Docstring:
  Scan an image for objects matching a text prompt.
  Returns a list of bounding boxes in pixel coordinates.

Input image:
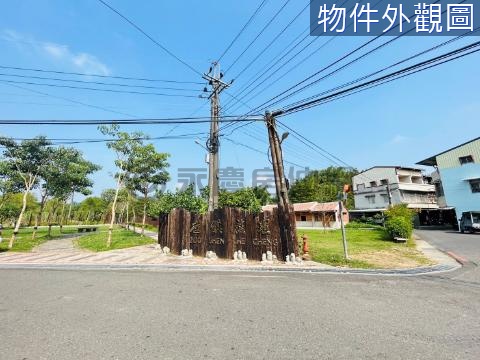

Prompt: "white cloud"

[2,29,111,75]
[390,135,409,144]
[43,42,69,58]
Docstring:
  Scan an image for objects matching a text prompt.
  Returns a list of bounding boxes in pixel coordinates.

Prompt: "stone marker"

[163,247,170,255]
[262,253,267,262]
[290,253,296,263]
[242,252,247,261]
[266,251,273,261]
[233,252,238,261]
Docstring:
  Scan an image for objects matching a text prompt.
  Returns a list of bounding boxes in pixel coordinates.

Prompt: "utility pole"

[265,111,297,257]
[202,62,230,212]
[338,194,349,260]
[386,179,393,207]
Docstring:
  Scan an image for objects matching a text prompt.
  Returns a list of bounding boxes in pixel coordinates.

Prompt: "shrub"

[385,216,413,239]
[384,204,414,222]
[345,221,383,230]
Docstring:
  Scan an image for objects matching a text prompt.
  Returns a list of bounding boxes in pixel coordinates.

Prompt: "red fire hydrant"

[302,234,311,261]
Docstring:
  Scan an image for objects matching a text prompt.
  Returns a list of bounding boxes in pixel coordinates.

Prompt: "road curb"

[0,262,460,276]
[445,251,469,265]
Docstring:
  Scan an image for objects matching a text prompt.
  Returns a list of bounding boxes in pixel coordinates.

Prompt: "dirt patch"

[351,248,435,269]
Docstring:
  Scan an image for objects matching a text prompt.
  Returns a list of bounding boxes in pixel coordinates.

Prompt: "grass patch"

[0,226,80,252]
[75,227,155,252]
[298,228,433,269]
[132,223,157,232]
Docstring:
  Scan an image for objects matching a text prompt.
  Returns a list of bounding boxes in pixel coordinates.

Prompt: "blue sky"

[0,0,479,197]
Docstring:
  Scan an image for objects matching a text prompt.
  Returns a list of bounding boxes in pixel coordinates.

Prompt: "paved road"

[415,229,480,264]
[416,229,480,285]
[1,269,479,360]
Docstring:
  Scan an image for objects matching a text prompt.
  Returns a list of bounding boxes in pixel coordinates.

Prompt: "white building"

[352,166,438,215]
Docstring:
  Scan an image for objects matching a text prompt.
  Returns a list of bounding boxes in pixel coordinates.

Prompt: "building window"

[380,179,388,185]
[365,195,376,204]
[369,181,377,187]
[357,183,365,190]
[300,215,307,221]
[381,194,389,203]
[459,155,474,165]
[470,179,480,193]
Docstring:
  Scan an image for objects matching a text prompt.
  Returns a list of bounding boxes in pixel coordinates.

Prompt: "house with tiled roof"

[262,201,349,229]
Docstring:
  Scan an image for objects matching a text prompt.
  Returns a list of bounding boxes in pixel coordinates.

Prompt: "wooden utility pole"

[265,111,297,257]
[203,62,230,212]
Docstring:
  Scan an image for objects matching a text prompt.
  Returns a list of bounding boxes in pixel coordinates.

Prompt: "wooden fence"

[158,207,297,261]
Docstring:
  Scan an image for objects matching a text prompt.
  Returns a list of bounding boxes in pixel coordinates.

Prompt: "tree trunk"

[126,199,130,230]
[107,175,122,247]
[67,190,74,224]
[59,201,65,233]
[141,192,148,236]
[132,205,136,232]
[9,187,30,249]
[33,192,48,240]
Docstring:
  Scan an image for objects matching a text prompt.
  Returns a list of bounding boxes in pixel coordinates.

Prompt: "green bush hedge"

[385,216,413,239]
[384,204,414,239]
[346,221,384,230]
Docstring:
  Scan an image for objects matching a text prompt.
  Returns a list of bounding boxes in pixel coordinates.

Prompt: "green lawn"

[0,226,79,252]
[74,227,155,252]
[298,228,432,269]
[132,223,157,232]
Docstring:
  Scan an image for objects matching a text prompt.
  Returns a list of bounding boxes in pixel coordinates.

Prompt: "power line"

[0,72,203,91]
[5,132,208,145]
[221,0,352,112]
[0,115,264,125]
[217,0,270,63]
[0,65,204,84]
[220,27,478,141]
[224,0,292,75]
[280,40,480,115]
[240,0,460,115]
[2,82,138,118]
[282,27,480,111]
[97,0,202,76]
[231,1,309,81]
[224,137,304,168]
[0,79,201,98]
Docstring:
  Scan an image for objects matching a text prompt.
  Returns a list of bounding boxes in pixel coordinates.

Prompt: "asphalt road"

[415,229,480,264]
[1,269,479,360]
[416,229,480,284]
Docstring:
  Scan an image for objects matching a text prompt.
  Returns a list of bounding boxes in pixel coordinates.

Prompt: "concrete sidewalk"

[0,229,462,275]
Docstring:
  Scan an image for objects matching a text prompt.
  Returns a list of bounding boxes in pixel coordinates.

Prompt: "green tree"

[219,188,262,213]
[0,160,22,212]
[126,143,169,235]
[0,193,38,225]
[99,125,144,247]
[76,197,107,223]
[288,166,358,208]
[148,185,207,215]
[36,146,100,237]
[251,186,272,206]
[0,136,51,248]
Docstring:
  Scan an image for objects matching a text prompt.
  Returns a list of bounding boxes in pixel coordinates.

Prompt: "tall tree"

[0,137,51,248]
[99,125,144,247]
[252,186,272,206]
[126,143,169,235]
[35,147,100,237]
[288,166,358,208]
[0,160,22,211]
